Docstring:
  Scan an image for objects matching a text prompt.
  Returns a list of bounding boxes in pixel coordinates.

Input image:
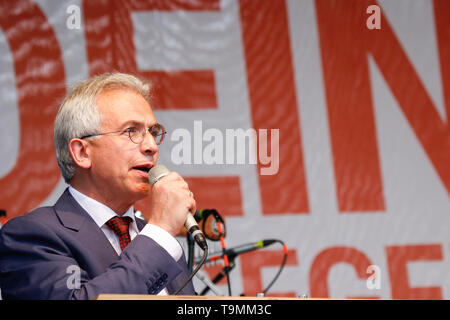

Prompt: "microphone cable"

[174,241,208,295]
[262,239,289,295]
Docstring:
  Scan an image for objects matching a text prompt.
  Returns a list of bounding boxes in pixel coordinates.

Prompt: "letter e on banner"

[386,244,443,299]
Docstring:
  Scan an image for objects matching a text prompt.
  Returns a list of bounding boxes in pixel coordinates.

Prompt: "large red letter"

[239,0,309,215]
[83,0,243,217]
[240,248,298,297]
[315,0,450,212]
[386,244,443,299]
[83,0,219,110]
[0,0,65,219]
[310,246,377,299]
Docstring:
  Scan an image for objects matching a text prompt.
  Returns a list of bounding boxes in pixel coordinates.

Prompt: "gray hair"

[54,72,152,183]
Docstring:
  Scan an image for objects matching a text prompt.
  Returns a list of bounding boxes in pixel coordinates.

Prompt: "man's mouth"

[132,164,152,174]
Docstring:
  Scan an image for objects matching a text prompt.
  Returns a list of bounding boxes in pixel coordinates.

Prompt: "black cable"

[199,259,236,296]
[197,238,288,296]
[174,243,208,295]
[186,235,195,272]
[224,256,232,296]
[262,239,288,295]
[226,271,232,296]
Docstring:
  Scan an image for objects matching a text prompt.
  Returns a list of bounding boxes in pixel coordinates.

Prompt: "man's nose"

[140,130,158,155]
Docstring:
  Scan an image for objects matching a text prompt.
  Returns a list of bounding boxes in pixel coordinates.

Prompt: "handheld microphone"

[148,164,208,251]
[198,239,277,264]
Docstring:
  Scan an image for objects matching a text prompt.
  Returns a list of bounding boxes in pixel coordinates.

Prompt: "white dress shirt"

[68,186,183,295]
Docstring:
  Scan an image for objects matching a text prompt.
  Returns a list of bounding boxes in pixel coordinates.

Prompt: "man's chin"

[132,183,151,198]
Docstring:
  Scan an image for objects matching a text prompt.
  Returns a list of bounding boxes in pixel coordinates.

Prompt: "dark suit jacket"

[0,188,195,299]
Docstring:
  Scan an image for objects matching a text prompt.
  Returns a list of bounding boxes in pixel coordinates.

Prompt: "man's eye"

[150,125,162,136]
[124,127,139,135]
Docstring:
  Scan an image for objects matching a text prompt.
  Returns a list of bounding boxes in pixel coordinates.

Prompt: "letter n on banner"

[315,0,450,212]
[83,0,242,217]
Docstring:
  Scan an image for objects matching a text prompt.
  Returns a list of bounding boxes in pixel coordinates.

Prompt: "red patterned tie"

[105,216,133,251]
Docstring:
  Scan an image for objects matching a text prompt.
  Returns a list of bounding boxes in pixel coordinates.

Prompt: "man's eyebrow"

[119,120,158,128]
[120,120,143,127]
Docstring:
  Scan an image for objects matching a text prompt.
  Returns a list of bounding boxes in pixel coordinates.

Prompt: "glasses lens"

[129,124,165,144]
[151,124,165,145]
[128,128,142,144]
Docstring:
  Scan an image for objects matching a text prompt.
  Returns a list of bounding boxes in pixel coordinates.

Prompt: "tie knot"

[105,216,133,250]
[106,216,132,235]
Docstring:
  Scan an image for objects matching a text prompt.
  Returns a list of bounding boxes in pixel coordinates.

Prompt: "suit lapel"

[135,216,147,232]
[54,189,119,270]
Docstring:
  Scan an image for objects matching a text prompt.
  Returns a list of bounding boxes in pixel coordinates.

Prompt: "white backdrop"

[0,0,449,299]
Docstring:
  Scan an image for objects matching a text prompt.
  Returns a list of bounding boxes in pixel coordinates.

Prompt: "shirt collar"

[68,186,135,228]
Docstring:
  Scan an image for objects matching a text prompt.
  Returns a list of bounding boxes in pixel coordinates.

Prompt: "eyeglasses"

[80,123,167,145]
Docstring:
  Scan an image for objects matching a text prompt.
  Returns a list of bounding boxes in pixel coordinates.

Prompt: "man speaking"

[0,73,197,299]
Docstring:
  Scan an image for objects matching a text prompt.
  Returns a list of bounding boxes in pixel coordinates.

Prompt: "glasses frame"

[80,123,167,145]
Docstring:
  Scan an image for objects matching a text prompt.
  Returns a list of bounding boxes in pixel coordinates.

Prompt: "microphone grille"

[148,164,169,186]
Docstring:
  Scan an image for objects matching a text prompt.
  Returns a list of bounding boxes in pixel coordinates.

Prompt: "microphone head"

[148,164,169,186]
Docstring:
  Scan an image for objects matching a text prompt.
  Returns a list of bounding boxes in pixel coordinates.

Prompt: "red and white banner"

[0,0,449,299]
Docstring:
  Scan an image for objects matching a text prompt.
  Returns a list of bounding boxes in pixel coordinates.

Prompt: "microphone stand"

[195,271,224,296]
[187,233,225,295]
[199,254,237,296]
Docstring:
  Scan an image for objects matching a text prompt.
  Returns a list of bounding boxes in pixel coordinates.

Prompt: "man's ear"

[68,138,92,169]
